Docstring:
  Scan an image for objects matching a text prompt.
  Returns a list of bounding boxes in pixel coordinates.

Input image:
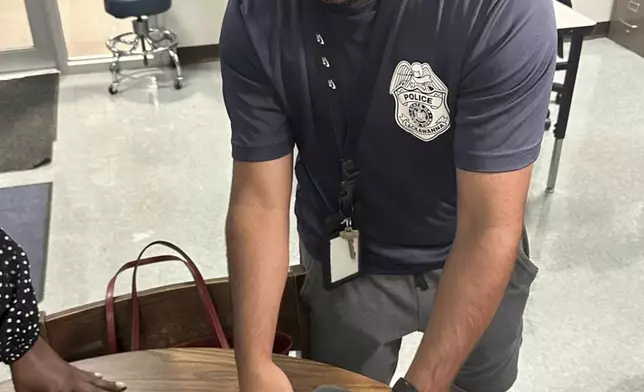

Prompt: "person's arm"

[220,1,295,390]
[0,228,40,365]
[404,0,557,390]
[226,156,294,389]
[405,167,532,391]
[0,227,126,392]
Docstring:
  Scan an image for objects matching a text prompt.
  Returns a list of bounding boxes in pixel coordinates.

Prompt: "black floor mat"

[0,183,52,302]
[0,73,59,174]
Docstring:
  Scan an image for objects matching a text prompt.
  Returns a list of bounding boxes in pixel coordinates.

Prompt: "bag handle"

[130,241,229,351]
[106,255,178,353]
[105,241,229,353]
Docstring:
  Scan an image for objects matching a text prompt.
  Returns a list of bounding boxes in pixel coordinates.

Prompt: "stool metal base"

[106,18,183,94]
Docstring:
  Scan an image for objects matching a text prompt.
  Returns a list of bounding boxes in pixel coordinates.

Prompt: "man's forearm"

[226,205,290,373]
[406,226,520,392]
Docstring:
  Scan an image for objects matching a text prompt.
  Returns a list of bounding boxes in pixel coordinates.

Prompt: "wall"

[57,0,130,57]
[163,0,227,47]
[574,0,615,22]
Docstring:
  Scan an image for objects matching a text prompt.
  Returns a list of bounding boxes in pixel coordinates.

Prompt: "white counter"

[574,0,614,23]
[554,1,597,30]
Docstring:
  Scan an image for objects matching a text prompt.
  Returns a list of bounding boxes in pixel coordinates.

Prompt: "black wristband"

[392,378,419,392]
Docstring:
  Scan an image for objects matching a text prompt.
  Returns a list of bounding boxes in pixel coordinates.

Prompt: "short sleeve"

[220,0,294,162]
[0,228,40,365]
[453,0,557,173]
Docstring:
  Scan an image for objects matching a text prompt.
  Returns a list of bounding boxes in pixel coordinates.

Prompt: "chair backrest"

[40,265,309,362]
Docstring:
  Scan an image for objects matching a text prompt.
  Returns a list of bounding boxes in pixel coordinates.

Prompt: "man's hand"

[11,337,127,392]
[238,360,294,392]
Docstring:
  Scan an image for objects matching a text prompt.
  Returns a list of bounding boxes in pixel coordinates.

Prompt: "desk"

[549,2,596,192]
[0,348,389,392]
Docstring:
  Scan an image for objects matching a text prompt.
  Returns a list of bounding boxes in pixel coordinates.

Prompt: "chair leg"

[168,48,183,89]
[545,109,552,131]
[108,55,121,95]
[141,36,149,67]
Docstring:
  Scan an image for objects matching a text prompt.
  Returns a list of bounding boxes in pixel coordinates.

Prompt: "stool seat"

[105,0,172,18]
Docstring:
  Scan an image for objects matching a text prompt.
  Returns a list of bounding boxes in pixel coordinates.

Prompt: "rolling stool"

[105,0,183,95]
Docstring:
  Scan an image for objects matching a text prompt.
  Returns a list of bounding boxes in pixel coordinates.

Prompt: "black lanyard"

[302,0,407,225]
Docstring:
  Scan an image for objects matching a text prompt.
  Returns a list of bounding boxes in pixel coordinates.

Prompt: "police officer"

[222,0,556,391]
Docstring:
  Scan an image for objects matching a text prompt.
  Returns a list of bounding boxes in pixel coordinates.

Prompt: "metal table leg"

[546,32,585,193]
[547,138,565,192]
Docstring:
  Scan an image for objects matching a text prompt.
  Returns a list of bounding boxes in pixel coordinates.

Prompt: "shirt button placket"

[316,33,336,91]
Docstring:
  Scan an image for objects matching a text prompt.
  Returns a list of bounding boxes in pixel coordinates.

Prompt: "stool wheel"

[174,79,183,90]
[108,85,119,95]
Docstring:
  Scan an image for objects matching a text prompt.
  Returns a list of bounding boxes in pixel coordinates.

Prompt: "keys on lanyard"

[338,218,359,260]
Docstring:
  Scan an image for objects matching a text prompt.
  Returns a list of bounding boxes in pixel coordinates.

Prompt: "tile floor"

[0,38,643,390]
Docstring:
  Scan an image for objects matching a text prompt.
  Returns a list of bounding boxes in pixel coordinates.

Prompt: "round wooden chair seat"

[0,348,389,391]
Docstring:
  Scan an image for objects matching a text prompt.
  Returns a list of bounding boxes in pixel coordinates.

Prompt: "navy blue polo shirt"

[220,0,557,274]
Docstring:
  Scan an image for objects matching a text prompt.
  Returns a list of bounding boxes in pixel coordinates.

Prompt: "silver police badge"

[389,61,451,142]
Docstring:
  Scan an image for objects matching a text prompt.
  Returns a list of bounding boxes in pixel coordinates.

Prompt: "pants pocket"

[299,244,323,307]
[509,243,539,293]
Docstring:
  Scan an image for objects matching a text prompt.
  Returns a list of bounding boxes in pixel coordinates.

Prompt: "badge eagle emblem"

[389,61,451,142]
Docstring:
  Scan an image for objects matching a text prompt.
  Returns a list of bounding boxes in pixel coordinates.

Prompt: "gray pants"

[300,245,538,392]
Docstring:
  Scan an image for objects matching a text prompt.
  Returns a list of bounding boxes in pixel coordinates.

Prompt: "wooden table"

[548,2,596,192]
[0,348,389,392]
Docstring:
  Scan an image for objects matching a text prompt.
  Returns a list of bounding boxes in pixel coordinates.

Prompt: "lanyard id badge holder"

[302,0,406,290]
[327,160,361,288]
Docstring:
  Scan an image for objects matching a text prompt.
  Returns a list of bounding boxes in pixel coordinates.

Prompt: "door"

[0,0,60,74]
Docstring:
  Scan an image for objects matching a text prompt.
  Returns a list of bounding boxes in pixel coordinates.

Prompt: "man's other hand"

[239,360,294,392]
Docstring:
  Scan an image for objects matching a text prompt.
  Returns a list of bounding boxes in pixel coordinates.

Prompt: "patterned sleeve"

[0,227,40,365]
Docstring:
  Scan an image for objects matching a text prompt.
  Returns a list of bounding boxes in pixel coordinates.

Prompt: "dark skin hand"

[11,337,127,392]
